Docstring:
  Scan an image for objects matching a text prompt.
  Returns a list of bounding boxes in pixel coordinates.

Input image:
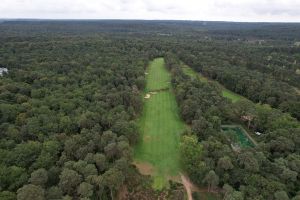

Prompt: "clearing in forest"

[134,58,185,190]
[182,64,243,102]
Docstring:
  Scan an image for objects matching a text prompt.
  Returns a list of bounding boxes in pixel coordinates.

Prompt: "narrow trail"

[243,129,258,146]
[181,174,196,200]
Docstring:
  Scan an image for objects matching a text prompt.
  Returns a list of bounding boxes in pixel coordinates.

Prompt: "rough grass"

[222,89,242,103]
[182,64,242,102]
[205,193,221,200]
[134,58,185,190]
[193,191,221,200]
[182,64,208,82]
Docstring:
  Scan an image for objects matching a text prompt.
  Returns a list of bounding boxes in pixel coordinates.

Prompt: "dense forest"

[165,53,300,200]
[172,42,300,119]
[0,20,299,199]
[0,31,154,199]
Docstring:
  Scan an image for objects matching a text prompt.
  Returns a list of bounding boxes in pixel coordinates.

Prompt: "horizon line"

[1,18,300,24]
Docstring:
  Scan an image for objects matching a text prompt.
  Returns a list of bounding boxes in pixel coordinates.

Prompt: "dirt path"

[180,174,194,200]
[243,129,258,146]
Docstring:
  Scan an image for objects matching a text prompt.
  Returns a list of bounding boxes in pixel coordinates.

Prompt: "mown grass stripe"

[134,58,185,190]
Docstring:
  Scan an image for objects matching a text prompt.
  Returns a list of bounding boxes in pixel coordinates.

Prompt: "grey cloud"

[0,0,300,22]
[213,0,300,16]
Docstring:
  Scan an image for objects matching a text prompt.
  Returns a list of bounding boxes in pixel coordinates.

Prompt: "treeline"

[2,20,300,41]
[165,53,300,200]
[0,35,151,199]
[175,42,300,88]
[173,42,300,119]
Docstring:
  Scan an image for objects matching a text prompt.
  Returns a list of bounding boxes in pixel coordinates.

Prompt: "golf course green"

[134,58,185,190]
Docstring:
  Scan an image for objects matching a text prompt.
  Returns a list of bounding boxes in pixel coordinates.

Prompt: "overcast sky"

[1,0,300,22]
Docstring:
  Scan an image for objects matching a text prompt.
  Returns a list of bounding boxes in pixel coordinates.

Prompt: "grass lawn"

[222,89,243,103]
[205,193,221,200]
[145,58,171,91]
[193,191,221,200]
[182,64,242,102]
[134,58,186,190]
[182,64,208,82]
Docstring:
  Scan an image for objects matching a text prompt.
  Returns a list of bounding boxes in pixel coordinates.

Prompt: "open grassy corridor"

[134,58,185,189]
[182,64,243,102]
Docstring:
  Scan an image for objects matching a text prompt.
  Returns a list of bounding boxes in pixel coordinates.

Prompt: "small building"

[241,115,253,121]
[255,131,262,136]
[0,67,8,76]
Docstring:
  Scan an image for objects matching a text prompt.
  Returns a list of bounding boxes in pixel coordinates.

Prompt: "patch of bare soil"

[133,161,154,176]
[117,185,128,200]
[143,135,151,142]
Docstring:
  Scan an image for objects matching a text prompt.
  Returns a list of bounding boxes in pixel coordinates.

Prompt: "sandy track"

[180,174,194,200]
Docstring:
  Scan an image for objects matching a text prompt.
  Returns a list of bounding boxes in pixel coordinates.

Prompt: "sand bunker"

[150,91,157,95]
[144,94,151,99]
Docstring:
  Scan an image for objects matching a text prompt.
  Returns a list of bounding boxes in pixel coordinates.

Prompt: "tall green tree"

[203,170,219,192]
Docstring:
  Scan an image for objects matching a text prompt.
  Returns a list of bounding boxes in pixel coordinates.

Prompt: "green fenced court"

[221,125,255,148]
